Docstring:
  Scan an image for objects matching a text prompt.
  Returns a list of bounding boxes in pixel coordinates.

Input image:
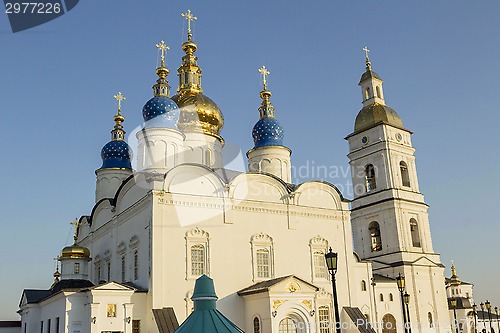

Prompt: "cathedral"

[15,10,454,333]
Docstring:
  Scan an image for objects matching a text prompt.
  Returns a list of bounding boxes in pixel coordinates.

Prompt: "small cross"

[181,9,197,35]
[70,218,81,242]
[258,65,270,90]
[362,46,370,60]
[155,40,170,67]
[114,92,126,112]
[53,257,60,270]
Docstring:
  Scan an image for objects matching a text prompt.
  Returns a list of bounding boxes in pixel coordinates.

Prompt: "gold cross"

[70,218,81,243]
[155,40,170,67]
[181,9,197,35]
[53,257,60,270]
[113,92,126,112]
[258,65,270,90]
[362,46,370,60]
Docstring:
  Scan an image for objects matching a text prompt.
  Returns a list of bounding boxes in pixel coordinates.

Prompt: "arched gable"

[229,172,289,203]
[114,174,150,214]
[292,181,343,209]
[163,164,225,197]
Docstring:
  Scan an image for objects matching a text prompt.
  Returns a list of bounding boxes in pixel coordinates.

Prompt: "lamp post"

[481,303,486,333]
[325,248,341,333]
[486,301,493,333]
[396,273,409,333]
[451,298,459,333]
[495,307,499,333]
[473,304,478,333]
[403,292,412,333]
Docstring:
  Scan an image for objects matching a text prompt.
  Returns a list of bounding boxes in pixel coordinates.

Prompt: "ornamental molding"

[309,235,328,247]
[302,300,312,310]
[286,281,300,293]
[273,300,287,310]
[129,235,139,248]
[251,233,273,244]
[185,228,209,240]
[116,242,126,254]
[316,287,332,299]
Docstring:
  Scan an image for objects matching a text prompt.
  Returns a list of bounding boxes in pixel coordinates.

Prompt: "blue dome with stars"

[252,117,284,148]
[100,140,133,169]
[142,96,180,129]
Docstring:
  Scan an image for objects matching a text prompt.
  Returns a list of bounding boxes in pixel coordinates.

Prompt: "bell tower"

[346,48,450,332]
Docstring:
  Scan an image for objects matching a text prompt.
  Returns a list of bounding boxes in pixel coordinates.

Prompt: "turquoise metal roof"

[174,275,245,333]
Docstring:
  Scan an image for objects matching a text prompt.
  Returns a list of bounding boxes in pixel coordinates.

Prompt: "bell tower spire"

[177,9,202,94]
[153,40,171,97]
[359,47,385,106]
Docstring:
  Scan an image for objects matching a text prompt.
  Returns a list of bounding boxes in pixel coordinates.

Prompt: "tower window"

[134,250,139,280]
[369,221,382,252]
[365,164,377,192]
[389,293,394,301]
[428,312,434,328]
[318,306,330,333]
[253,317,261,333]
[191,244,206,276]
[410,218,421,247]
[400,161,410,187]
[380,293,384,302]
[365,87,371,100]
[74,263,80,274]
[121,255,126,282]
[376,86,382,98]
[361,280,367,291]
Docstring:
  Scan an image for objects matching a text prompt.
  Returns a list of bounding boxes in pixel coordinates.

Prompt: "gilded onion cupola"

[99,92,133,170]
[354,47,404,134]
[171,9,224,140]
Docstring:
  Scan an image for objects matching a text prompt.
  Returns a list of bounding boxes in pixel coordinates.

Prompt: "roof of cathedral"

[174,275,244,333]
[353,103,404,134]
[359,68,381,85]
[237,275,318,296]
[22,279,95,305]
[60,242,91,260]
[447,297,472,310]
[372,274,396,283]
[142,96,180,129]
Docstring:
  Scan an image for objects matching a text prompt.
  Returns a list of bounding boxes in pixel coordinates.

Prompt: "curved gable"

[163,164,225,197]
[229,173,289,203]
[293,181,343,209]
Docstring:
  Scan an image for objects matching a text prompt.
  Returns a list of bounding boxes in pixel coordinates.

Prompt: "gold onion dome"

[354,102,403,133]
[60,243,90,259]
[172,10,224,139]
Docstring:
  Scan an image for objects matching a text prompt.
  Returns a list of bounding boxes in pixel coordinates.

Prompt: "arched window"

[279,318,297,333]
[361,280,367,291]
[380,293,384,302]
[318,306,330,333]
[382,314,397,333]
[410,219,421,248]
[121,255,126,282]
[253,317,261,333]
[428,312,434,328]
[389,293,394,301]
[376,86,382,98]
[133,249,139,280]
[95,258,101,283]
[400,162,410,187]
[459,323,463,331]
[365,164,377,191]
[365,87,371,100]
[191,244,206,276]
[313,251,327,279]
[256,248,270,278]
[369,221,382,252]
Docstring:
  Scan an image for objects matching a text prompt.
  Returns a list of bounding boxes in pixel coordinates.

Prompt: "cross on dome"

[155,40,170,67]
[258,65,270,90]
[363,46,370,60]
[70,218,81,243]
[181,9,197,38]
[113,91,126,113]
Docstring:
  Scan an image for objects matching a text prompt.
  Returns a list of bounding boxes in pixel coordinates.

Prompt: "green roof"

[173,275,245,333]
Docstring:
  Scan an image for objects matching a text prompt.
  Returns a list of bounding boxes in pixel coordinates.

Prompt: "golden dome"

[172,92,224,138]
[60,243,90,259]
[354,102,404,133]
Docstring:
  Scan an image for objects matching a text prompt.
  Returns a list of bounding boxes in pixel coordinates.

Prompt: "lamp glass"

[403,292,410,304]
[396,273,405,290]
[324,248,338,272]
[451,299,457,308]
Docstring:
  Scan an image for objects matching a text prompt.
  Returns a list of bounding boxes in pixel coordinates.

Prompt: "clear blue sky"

[0,0,499,320]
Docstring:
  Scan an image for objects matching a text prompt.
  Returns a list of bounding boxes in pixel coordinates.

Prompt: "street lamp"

[325,248,341,333]
[451,298,459,333]
[396,273,409,333]
[486,301,493,333]
[473,304,478,333]
[403,292,412,333]
[481,303,486,333]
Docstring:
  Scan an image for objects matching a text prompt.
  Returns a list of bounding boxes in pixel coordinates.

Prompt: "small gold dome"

[354,102,403,133]
[172,92,224,138]
[60,243,90,259]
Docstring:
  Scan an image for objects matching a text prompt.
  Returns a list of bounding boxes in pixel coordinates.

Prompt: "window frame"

[251,233,274,281]
[185,228,210,279]
[309,236,329,282]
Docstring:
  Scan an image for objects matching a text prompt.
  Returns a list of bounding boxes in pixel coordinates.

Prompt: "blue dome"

[142,96,180,129]
[252,117,284,148]
[100,140,132,169]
